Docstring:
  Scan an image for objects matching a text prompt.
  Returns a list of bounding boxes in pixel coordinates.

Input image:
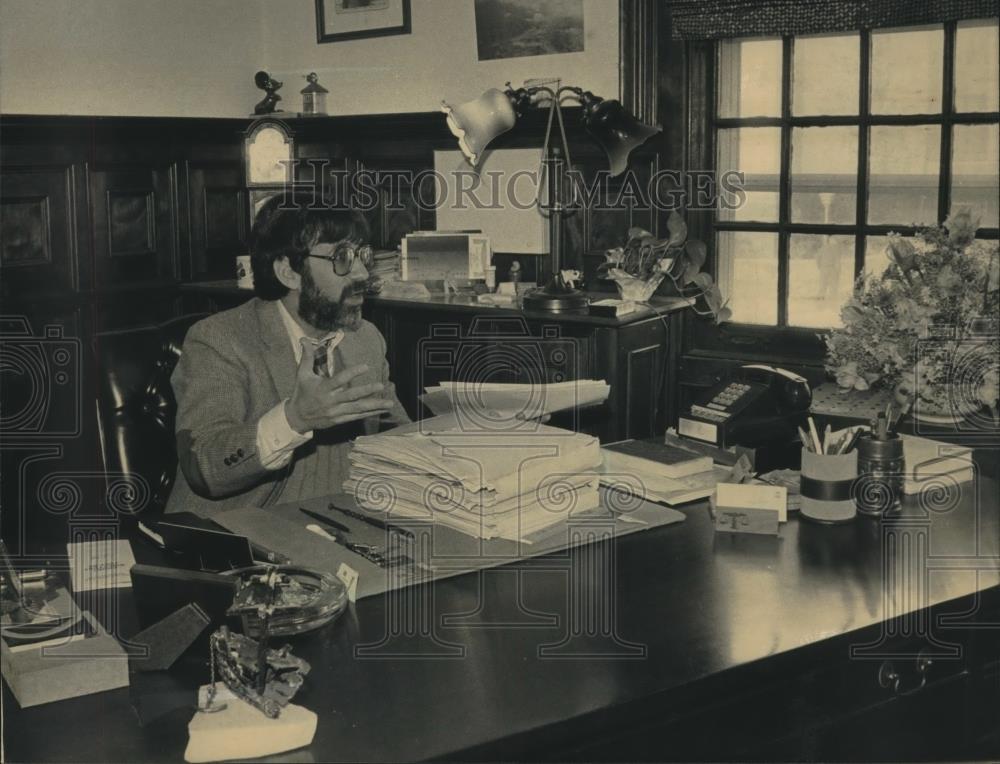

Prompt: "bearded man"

[165,194,409,515]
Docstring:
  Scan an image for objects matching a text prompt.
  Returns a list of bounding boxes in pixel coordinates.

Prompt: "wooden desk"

[180,281,692,442]
[6,452,1000,761]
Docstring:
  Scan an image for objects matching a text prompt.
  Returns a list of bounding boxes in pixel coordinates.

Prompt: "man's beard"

[298,265,364,332]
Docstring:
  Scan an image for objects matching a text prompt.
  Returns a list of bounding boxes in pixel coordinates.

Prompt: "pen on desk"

[328,501,415,539]
[306,524,338,543]
[822,424,832,454]
[306,524,395,568]
[299,507,351,534]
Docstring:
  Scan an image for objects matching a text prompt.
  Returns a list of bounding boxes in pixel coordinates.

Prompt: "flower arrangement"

[597,211,732,323]
[823,209,999,421]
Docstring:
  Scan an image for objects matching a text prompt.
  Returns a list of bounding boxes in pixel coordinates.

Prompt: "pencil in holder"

[800,448,857,524]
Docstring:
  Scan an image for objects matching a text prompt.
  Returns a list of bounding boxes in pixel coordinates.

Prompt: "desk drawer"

[555,634,978,761]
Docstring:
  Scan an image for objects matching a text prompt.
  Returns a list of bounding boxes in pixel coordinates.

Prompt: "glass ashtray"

[223,565,348,637]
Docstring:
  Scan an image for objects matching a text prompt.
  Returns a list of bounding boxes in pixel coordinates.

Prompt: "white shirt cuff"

[257,400,312,470]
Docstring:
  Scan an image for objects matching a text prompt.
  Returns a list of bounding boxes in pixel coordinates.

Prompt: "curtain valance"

[670,0,999,39]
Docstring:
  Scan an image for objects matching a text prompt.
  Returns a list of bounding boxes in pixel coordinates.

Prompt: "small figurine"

[300,72,329,116]
[253,71,284,115]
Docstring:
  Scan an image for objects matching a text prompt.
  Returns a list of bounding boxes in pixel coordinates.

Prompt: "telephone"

[678,364,812,449]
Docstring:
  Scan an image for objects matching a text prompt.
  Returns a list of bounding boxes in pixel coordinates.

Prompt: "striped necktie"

[310,330,345,378]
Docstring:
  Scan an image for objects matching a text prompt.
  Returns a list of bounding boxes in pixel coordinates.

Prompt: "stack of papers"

[600,462,731,506]
[900,433,974,494]
[420,380,610,419]
[599,436,731,506]
[344,416,603,541]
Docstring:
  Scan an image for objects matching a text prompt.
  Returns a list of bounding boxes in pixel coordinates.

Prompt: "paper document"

[67,539,135,592]
[599,463,731,506]
[420,380,610,419]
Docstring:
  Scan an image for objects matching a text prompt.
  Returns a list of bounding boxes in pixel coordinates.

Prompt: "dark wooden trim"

[716,111,1000,128]
[854,29,872,277]
[777,36,793,328]
[620,0,659,125]
[939,21,958,223]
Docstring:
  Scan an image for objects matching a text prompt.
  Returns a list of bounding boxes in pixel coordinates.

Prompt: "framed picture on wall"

[315,0,411,43]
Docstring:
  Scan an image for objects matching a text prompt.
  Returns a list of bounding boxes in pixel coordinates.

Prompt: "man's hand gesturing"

[286,337,395,434]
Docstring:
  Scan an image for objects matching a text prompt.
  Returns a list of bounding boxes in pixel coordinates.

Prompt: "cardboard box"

[2,610,129,708]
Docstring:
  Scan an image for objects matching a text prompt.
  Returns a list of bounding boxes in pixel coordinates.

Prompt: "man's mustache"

[348,279,371,297]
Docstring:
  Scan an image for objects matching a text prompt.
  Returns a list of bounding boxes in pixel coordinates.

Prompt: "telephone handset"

[678,364,812,448]
[739,364,812,413]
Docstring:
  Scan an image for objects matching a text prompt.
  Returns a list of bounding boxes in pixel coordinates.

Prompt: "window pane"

[792,33,859,115]
[871,26,944,114]
[955,19,1000,112]
[952,123,1000,227]
[790,127,858,224]
[868,125,941,225]
[718,38,782,118]
[717,128,780,222]
[788,235,855,328]
[716,231,779,325]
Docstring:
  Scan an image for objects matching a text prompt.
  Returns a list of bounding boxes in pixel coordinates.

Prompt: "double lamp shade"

[442,85,660,177]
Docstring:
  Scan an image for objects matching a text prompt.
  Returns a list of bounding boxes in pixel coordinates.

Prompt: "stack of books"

[344,416,603,541]
[600,437,729,505]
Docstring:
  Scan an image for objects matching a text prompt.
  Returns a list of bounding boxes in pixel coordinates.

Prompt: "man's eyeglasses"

[307,244,374,276]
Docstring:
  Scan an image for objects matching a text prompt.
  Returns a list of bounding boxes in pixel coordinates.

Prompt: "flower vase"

[612,273,663,303]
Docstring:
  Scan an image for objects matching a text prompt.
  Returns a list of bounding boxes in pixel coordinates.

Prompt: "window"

[714,20,1000,330]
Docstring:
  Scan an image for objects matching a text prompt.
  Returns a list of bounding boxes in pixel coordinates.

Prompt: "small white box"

[715,482,788,522]
[401,232,491,281]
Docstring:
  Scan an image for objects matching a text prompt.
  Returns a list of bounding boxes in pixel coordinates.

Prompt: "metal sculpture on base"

[199,568,309,719]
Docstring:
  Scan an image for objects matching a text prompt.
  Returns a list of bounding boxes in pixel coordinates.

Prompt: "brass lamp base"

[521,284,589,313]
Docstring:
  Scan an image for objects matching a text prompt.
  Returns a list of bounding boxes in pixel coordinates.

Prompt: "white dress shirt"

[256,300,344,470]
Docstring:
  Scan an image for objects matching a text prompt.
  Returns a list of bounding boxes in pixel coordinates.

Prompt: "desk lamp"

[442,84,660,312]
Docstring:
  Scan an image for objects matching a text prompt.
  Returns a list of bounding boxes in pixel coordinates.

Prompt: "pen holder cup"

[855,434,904,516]
[800,448,857,524]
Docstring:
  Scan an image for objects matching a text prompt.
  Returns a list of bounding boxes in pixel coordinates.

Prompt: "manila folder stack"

[344,417,602,541]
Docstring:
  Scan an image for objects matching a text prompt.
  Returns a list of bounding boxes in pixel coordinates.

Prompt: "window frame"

[684,20,1000,363]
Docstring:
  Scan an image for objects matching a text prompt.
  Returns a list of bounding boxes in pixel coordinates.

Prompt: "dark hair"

[249,192,369,300]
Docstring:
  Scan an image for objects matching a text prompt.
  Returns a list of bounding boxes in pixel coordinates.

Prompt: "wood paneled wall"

[2,111,667,310]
